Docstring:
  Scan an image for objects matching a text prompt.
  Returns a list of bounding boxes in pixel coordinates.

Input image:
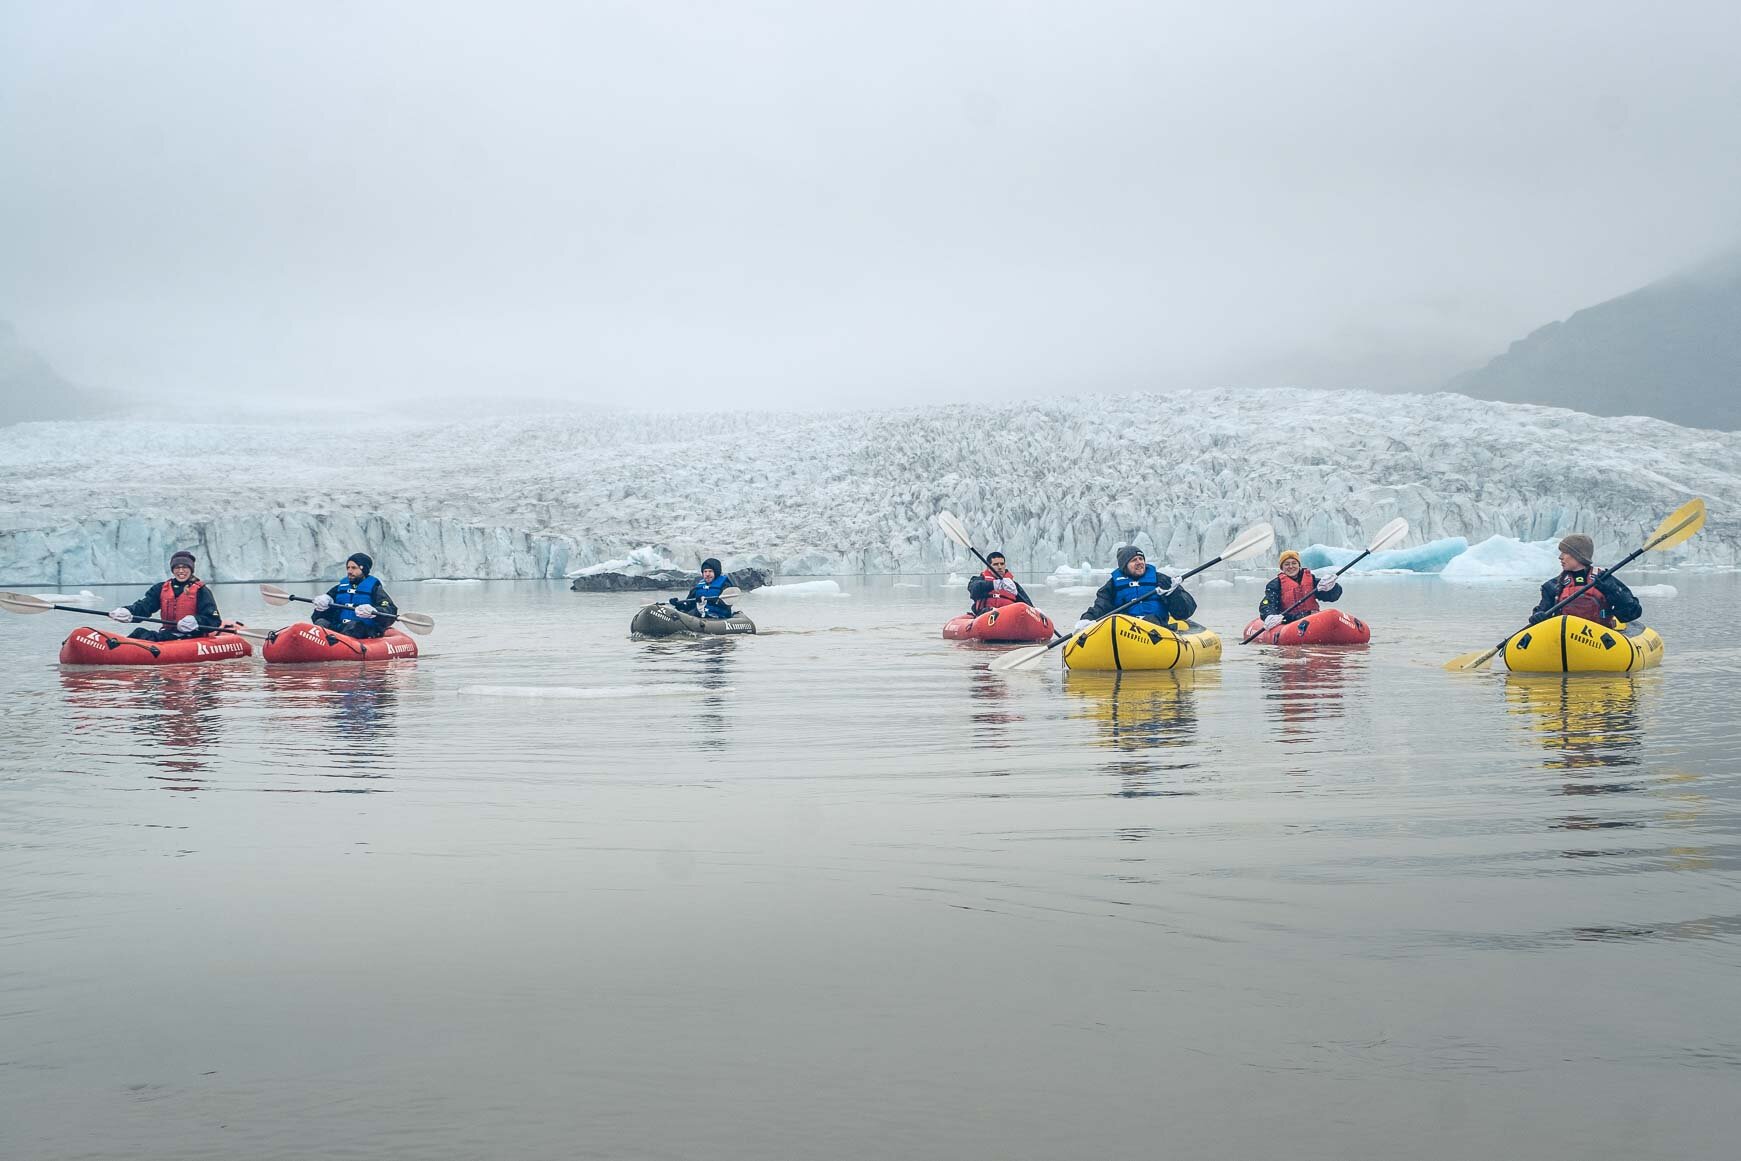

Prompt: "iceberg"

[1439,536,1564,580]
[2,387,1736,584]
[1300,537,1470,574]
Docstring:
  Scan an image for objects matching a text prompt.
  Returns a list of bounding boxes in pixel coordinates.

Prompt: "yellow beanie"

[1278,549,1302,569]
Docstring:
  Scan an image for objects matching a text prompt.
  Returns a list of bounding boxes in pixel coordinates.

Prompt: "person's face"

[1558,550,1582,572]
[988,556,1006,576]
[1281,557,1301,578]
[1123,554,1146,578]
[171,564,193,583]
[701,568,716,582]
[346,562,364,582]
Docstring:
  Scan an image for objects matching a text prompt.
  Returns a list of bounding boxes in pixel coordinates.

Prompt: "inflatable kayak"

[1501,615,1662,674]
[1241,608,1371,646]
[262,622,419,663]
[943,603,1056,643]
[59,626,254,666]
[1061,615,1223,671]
[629,603,756,638]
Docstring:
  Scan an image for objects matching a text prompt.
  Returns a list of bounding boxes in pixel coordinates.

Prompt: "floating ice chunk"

[423,578,483,585]
[1630,584,1677,598]
[1049,585,1099,596]
[30,589,100,604]
[1044,562,1101,585]
[1440,536,1562,580]
[1301,537,1470,574]
[459,683,724,699]
[1201,578,1234,588]
[566,545,682,578]
[893,582,923,588]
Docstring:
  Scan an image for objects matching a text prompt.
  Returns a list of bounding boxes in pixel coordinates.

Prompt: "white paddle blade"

[0,591,56,615]
[259,584,293,606]
[1219,522,1275,563]
[1368,516,1409,554]
[718,587,743,602]
[988,643,1053,672]
[393,610,435,635]
[935,511,973,551]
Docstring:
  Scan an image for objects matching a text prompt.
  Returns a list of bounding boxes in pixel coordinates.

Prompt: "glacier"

[1,387,1736,584]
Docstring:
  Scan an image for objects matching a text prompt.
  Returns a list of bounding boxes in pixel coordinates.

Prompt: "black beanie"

[347,552,373,575]
[986,549,1007,562]
[700,557,723,575]
[1116,545,1146,571]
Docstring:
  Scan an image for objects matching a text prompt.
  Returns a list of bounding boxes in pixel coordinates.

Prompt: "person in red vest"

[1256,549,1343,629]
[1528,533,1642,627]
[965,550,1033,614]
[107,549,224,641]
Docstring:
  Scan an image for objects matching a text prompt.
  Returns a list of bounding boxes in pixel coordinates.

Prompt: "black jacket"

[1080,571,1197,623]
[967,574,1032,611]
[1529,569,1642,625]
[1257,569,1343,621]
[127,577,222,633]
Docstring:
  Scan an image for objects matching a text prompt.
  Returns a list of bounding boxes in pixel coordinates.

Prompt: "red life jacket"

[977,568,1021,611]
[1556,570,1614,627]
[1278,569,1320,616]
[159,578,204,627]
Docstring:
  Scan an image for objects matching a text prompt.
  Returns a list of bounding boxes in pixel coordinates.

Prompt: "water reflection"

[59,668,230,787]
[1063,670,1216,796]
[1258,649,1359,742]
[636,637,737,750]
[263,664,403,773]
[967,665,1021,749]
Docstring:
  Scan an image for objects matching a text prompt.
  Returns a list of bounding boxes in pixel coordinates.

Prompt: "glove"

[354,603,376,619]
[1158,578,1180,596]
[312,594,333,612]
[109,607,133,623]
[1073,618,1097,632]
[1316,572,1338,590]
[1263,614,1284,628]
[177,615,199,633]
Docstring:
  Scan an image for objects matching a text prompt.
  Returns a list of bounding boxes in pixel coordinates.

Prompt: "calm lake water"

[2,572,1738,1160]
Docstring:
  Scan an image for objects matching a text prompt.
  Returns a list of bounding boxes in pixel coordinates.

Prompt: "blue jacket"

[324,574,394,628]
[1082,564,1198,623]
[675,573,734,619]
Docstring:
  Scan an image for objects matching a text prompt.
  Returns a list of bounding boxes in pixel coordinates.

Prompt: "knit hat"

[1115,545,1146,570]
[699,557,723,576]
[169,550,197,571]
[1278,549,1302,570]
[1557,534,1594,566]
[347,552,373,575]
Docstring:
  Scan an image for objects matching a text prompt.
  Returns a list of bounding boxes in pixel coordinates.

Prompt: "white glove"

[177,615,199,633]
[1263,614,1284,628]
[354,603,376,619]
[109,607,133,623]
[311,594,333,612]
[1316,572,1338,590]
[1073,618,1097,632]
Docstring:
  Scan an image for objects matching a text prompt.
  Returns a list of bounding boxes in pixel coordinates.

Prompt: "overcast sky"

[2,0,1738,410]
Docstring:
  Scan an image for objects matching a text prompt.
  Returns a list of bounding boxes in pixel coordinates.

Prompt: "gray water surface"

[2,575,1738,1160]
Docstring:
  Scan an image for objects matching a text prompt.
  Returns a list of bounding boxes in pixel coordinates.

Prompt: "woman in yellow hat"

[1256,549,1343,630]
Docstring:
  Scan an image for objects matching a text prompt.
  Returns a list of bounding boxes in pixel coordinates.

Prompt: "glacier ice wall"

[2,388,1736,583]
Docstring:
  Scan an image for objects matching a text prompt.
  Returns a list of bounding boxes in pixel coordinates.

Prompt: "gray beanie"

[1557,534,1594,566]
[1115,545,1146,570]
[169,550,197,571]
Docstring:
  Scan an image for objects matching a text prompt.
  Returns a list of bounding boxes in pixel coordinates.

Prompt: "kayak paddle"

[1240,516,1409,644]
[990,521,1275,673]
[259,583,436,635]
[0,590,269,642]
[1443,497,1706,672]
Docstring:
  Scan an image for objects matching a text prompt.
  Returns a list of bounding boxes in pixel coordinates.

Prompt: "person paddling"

[310,553,399,639]
[965,550,1033,614]
[1256,549,1343,630]
[1529,534,1641,628]
[670,558,735,619]
[1075,546,1196,629]
[108,549,223,641]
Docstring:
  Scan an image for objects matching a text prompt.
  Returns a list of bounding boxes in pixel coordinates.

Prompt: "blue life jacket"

[1110,564,1165,621]
[330,575,382,626]
[686,574,733,619]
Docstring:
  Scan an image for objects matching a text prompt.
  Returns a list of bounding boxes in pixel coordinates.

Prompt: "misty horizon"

[3,1,1739,411]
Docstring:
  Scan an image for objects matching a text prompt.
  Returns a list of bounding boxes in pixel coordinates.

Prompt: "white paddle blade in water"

[0,591,58,615]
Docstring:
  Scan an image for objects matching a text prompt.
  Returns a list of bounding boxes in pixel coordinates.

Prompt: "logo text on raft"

[196,640,246,657]
[384,640,414,655]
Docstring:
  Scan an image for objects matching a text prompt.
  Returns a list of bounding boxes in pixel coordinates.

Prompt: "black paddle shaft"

[284,591,406,625]
[1481,545,1647,653]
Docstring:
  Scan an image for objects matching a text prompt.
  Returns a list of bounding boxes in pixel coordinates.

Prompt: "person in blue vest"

[107,549,224,640]
[1076,545,1197,628]
[669,558,735,619]
[310,552,398,639]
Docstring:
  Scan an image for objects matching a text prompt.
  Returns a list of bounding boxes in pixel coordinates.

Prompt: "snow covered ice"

[2,388,1735,584]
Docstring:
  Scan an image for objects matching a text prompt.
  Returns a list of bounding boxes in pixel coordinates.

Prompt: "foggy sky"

[2,0,1738,411]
